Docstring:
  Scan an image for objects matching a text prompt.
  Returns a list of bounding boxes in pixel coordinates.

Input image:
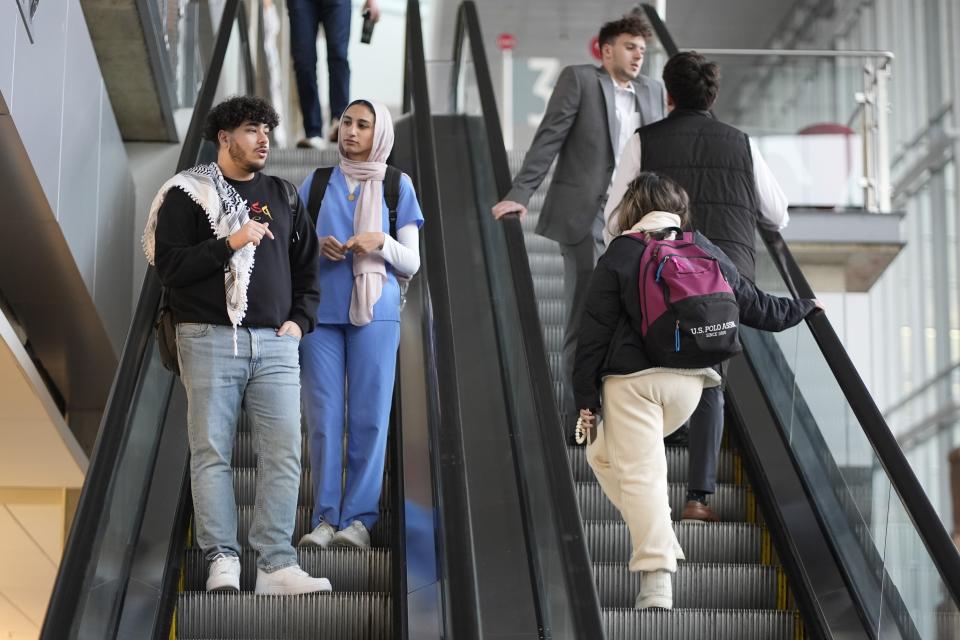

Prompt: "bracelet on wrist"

[225,236,235,252]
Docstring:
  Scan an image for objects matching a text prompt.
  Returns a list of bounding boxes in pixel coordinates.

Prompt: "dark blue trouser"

[287,0,351,137]
[687,384,724,494]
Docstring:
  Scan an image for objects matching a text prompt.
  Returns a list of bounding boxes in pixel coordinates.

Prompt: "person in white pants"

[574,172,819,609]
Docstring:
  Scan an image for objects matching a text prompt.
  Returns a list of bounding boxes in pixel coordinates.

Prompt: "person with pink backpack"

[573,172,820,610]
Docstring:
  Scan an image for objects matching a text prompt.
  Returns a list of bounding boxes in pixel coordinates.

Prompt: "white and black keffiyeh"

[142,162,257,352]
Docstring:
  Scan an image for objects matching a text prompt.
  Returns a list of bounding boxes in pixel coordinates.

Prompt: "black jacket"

[155,173,320,335]
[639,109,761,281]
[573,232,816,410]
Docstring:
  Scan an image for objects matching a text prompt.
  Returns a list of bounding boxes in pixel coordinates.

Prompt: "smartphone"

[360,9,375,44]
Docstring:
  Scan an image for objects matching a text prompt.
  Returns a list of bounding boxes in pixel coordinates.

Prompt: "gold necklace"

[347,184,358,201]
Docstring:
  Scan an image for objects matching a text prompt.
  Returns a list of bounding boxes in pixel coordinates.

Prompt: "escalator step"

[530,275,565,298]
[528,253,563,276]
[176,592,390,639]
[593,562,778,609]
[523,234,561,254]
[189,508,393,549]
[568,446,735,484]
[584,521,762,564]
[576,482,747,522]
[231,468,391,509]
[537,298,566,325]
[182,548,391,592]
[602,608,797,640]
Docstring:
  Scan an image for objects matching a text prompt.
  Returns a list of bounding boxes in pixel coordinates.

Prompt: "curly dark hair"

[598,14,653,47]
[662,52,720,111]
[203,96,280,143]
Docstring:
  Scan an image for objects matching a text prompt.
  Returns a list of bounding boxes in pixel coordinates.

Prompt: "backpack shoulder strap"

[278,177,303,244]
[384,166,403,238]
[306,166,335,227]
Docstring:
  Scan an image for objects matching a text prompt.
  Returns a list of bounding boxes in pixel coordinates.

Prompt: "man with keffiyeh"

[143,96,327,595]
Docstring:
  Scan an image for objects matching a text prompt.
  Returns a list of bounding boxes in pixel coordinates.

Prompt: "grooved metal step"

[183,548,391,592]
[602,608,798,640]
[576,482,748,522]
[584,521,762,564]
[189,508,393,549]
[593,562,778,609]
[232,468,391,509]
[176,592,391,639]
[568,445,735,484]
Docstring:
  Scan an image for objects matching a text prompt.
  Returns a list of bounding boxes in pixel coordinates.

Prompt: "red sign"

[590,36,602,61]
[497,33,516,51]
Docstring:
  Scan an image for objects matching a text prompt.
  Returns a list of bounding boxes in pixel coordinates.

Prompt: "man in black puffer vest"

[602,52,790,523]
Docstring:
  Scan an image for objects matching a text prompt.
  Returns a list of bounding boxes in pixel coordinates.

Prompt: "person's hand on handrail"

[492,199,527,220]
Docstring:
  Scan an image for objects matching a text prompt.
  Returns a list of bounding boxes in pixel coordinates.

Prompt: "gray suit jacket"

[506,65,666,245]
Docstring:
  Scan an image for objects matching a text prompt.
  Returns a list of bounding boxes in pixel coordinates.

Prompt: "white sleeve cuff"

[377,223,421,276]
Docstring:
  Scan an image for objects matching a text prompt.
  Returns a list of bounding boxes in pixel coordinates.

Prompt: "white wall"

[0,1,135,353]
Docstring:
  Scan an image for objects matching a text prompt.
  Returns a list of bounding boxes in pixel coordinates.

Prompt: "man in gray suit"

[492,14,666,437]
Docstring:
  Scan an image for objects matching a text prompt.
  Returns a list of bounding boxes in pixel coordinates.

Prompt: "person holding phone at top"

[287,0,381,149]
[297,99,424,550]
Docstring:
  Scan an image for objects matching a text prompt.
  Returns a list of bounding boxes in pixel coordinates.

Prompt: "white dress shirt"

[613,81,640,166]
[602,134,790,246]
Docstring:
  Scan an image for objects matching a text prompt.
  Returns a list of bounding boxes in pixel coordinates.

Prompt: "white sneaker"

[206,553,240,592]
[330,520,370,549]
[299,521,336,548]
[296,136,325,150]
[254,564,332,595]
[635,570,673,609]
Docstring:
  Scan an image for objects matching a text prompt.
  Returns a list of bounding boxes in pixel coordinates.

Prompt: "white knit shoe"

[299,521,336,549]
[635,570,673,609]
[330,520,371,550]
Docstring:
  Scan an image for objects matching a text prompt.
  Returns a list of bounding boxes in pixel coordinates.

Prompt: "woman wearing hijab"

[574,172,818,609]
[297,99,424,550]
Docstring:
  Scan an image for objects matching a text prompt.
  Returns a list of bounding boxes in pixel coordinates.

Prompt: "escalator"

[38,0,960,638]
[38,2,490,638]
[436,2,960,638]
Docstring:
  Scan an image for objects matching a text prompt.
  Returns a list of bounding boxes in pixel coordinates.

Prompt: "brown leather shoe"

[681,500,719,523]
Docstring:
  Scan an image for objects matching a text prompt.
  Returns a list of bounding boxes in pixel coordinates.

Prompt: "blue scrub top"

[299,167,424,324]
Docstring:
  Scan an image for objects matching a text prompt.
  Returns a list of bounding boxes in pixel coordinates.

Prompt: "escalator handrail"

[41,2,254,636]
[641,2,960,607]
[450,2,606,634]
[402,1,482,636]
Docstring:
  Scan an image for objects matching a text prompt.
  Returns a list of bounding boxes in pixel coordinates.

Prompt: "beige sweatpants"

[587,371,707,573]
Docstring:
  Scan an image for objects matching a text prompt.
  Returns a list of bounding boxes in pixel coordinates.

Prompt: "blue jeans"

[177,323,302,571]
[300,321,400,531]
[287,0,351,137]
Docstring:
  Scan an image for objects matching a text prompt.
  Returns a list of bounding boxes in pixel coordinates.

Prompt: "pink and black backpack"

[625,231,742,368]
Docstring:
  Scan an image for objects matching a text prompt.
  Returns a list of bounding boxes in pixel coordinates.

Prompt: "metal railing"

[450,2,606,636]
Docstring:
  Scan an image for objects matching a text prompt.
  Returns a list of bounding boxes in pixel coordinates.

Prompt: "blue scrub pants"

[300,321,400,531]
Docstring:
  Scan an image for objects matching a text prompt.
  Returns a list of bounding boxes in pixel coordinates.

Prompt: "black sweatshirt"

[573,232,817,410]
[154,172,320,335]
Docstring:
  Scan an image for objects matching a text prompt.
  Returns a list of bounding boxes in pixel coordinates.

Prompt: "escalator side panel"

[726,353,874,639]
[429,115,541,636]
